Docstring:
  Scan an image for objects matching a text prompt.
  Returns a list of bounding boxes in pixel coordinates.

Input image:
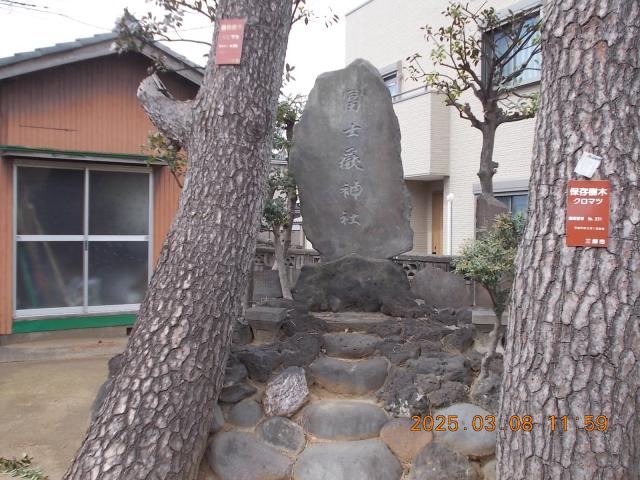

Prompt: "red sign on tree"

[215,19,247,65]
[566,180,610,247]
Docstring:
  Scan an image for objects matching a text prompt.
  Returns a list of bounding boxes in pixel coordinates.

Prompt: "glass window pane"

[497,196,512,210]
[17,167,84,235]
[89,171,149,235]
[16,242,83,310]
[511,194,529,216]
[89,242,148,306]
[383,73,398,96]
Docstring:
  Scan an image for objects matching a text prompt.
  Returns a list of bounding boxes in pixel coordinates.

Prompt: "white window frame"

[13,159,154,319]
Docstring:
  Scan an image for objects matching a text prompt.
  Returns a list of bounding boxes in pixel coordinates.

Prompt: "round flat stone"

[227,399,263,428]
[433,403,496,458]
[323,333,381,358]
[379,417,433,462]
[293,439,402,480]
[299,400,388,440]
[257,416,306,454]
[207,431,292,480]
[309,356,388,395]
[408,442,478,480]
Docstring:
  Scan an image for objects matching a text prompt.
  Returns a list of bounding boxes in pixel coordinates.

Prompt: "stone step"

[298,400,389,440]
[309,356,389,395]
[322,332,381,358]
[207,431,293,480]
[293,439,402,480]
[311,312,395,333]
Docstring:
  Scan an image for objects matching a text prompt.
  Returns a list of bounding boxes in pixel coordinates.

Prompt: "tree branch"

[137,74,193,146]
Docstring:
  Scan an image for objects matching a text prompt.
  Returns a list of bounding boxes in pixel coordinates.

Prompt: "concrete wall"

[346,0,539,253]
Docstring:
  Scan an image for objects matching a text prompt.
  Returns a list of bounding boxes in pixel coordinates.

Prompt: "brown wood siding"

[0,157,13,334]
[0,53,197,332]
[0,53,198,154]
[153,166,182,264]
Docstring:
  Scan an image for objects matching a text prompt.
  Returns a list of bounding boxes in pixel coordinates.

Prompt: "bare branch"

[137,74,193,145]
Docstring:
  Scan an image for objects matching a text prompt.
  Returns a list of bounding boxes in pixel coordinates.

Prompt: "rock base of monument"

[291,254,427,317]
[93,298,499,479]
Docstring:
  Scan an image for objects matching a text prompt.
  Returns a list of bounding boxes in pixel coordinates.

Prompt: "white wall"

[346,0,539,253]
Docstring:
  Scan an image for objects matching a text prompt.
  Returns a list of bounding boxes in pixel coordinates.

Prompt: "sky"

[0,0,365,96]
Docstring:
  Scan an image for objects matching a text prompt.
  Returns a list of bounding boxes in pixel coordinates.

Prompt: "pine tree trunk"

[64,1,292,479]
[498,2,640,478]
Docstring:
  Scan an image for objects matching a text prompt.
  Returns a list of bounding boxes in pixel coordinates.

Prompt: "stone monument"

[290,58,413,261]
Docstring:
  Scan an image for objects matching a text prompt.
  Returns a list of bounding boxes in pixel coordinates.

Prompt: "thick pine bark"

[498,2,640,479]
[64,1,292,479]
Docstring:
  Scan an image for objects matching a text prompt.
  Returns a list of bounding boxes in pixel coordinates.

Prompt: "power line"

[0,0,111,31]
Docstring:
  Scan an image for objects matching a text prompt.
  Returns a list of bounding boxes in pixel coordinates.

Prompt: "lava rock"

[419,339,444,355]
[279,332,322,368]
[257,416,306,454]
[403,318,452,342]
[411,265,473,309]
[298,400,388,440]
[377,366,428,417]
[427,381,469,409]
[408,351,472,385]
[376,339,421,365]
[263,366,309,417]
[219,382,257,404]
[442,325,477,352]
[206,431,292,480]
[432,307,473,325]
[292,255,418,313]
[235,345,282,383]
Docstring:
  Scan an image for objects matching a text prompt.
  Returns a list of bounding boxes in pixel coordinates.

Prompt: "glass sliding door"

[14,163,152,318]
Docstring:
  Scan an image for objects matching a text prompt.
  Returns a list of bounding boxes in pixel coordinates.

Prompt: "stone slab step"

[293,439,402,480]
[311,312,394,333]
[298,400,388,440]
[207,431,292,480]
[322,332,381,358]
[309,356,388,395]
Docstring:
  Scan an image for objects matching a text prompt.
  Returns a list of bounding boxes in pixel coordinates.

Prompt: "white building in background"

[346,0,541,255]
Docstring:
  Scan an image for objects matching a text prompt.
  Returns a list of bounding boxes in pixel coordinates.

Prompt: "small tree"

[261,96,303,300]
[408,2,541,194]
[454,212,524,379]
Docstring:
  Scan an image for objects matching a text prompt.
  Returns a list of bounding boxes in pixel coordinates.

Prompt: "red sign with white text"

[215,19,246,65]
[566,180,610,247]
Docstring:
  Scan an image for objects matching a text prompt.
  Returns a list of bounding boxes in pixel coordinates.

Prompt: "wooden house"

[0,33,202,334]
